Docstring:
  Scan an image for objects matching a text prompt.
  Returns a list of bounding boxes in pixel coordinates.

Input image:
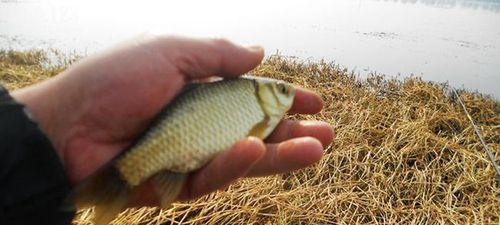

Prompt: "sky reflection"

[1,0,499,97]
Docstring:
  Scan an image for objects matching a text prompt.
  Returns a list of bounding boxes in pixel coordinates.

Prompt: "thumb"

[151,36,265,79]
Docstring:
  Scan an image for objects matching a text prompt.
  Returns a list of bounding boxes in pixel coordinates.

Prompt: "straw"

[2,50,498,225]
[451,88,500,178]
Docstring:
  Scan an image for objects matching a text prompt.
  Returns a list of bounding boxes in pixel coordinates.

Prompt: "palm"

[13,36,334,205]
[62,42,189,184]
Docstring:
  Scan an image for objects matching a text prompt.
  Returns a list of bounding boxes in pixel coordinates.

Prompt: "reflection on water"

[0,0,499,97]
[384,0,500,11]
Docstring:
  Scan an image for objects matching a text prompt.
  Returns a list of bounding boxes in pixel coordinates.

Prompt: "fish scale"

[117,78,266,186]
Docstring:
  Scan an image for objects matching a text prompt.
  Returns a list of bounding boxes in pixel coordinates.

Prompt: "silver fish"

[70,76,296,224]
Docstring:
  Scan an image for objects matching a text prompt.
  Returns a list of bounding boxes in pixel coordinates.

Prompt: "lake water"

[1,0,499,97]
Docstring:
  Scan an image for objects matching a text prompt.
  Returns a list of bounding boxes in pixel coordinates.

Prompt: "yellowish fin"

[68,167,186,225]
[68,167,130,225]
[151,171,186,208]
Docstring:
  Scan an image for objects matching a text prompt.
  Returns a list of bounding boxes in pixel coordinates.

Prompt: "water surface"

[1,0,499,97]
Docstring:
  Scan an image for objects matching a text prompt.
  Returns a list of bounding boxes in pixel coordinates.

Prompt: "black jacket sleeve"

[0,84,75,225]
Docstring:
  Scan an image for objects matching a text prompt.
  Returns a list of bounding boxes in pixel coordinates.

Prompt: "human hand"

[11,35,334,205]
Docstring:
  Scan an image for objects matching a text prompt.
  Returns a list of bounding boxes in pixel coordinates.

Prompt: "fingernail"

[292,136,312,145]
[247,45,264,53]
[298,120,324,127]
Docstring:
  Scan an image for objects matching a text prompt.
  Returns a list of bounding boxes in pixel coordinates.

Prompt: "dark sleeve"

[0,84,75,225]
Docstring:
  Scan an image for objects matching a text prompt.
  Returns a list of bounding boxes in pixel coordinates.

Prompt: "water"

[1,0,499,97]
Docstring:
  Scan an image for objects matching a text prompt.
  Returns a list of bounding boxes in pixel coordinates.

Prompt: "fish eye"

[277,83,288,94]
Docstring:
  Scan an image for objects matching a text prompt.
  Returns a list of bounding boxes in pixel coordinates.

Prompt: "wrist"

[11,75,74,160]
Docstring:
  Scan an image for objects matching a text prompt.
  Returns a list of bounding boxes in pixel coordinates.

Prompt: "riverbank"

[1,50,498,224]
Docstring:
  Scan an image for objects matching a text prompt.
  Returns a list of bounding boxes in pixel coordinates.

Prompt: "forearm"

[11,72,83,160]
[0,84,75,224]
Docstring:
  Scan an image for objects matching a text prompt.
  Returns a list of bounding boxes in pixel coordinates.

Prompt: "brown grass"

[1,50,499,224]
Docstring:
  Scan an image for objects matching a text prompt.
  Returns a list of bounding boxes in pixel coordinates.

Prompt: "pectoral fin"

[151,171,186,208]
[248,116,281,139]
[248,119,269,139]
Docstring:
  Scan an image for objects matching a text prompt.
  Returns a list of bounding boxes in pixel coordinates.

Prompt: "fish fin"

[68,166,130,225]
[260,116,282,139]
[248,116,281,139]
[248,119,269,138]
[151,171,186,208]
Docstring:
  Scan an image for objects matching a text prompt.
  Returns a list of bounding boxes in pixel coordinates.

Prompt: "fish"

[68,76,296,225]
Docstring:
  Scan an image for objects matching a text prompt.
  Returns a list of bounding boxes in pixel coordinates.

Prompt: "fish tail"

[67,166,130,225]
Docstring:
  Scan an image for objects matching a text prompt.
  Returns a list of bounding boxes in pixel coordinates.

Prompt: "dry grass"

[0,49,81,90]
[1,50,499,224]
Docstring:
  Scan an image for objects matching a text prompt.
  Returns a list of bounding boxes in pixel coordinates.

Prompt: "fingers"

[130,136,325,205]
[176,137,265,201]
[265,120,334,147]
[289,88,324,114]
[247,137,324,177]
[152,36,264,79]
[178,119,334,200]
